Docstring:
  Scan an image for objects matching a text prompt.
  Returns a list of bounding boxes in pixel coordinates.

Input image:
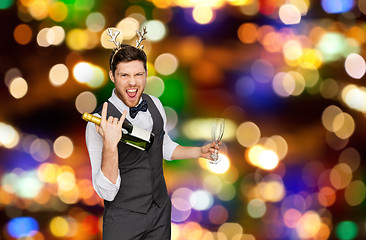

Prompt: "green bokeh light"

[336,221,358,240]
[159,72,187,112]
[0,0,13,9]
[316,33,360,62]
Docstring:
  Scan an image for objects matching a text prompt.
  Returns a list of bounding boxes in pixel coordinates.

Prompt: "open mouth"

[126,89,138,98]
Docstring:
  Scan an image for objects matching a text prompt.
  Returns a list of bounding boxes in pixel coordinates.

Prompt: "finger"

[108,116,114,122]
[118,110,127,128]
[101,102,108,123]
[112,118,119,124]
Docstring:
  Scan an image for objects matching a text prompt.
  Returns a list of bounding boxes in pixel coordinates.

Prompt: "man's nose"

[128,76,137,85]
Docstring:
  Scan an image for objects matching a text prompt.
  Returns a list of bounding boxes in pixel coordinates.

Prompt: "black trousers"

[103,199,171,240]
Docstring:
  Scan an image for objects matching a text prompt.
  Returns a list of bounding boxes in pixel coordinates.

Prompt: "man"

[85,28,220,239]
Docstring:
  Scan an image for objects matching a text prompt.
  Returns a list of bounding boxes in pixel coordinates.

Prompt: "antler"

[107,28,121,49]
[135,26,147,50]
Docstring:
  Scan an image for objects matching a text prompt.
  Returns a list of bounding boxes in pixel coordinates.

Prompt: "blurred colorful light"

[49,64,69,87]
[189,190,213,211]
[0,0,13,9]
[321,0,354,14]
[7,217,39,238]
[336,221,358,240]
[75,91,98,114]
[344,53,366,79]
[279,4,301,25]
[143,20,166,42]
[9,77,28,99]
[53,136,74,159]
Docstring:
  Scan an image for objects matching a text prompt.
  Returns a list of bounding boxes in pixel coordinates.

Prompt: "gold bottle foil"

[82,112,101,125]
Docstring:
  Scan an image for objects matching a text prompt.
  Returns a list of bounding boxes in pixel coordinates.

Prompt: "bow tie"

[129,100,148,119]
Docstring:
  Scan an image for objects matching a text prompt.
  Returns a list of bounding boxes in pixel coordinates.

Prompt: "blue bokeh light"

[7,217,39,238]
[321,0,354,14]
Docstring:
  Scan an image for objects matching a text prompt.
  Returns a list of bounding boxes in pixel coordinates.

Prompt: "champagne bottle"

[82,112,154,151]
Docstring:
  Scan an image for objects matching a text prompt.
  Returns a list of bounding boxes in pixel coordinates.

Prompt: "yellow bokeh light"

[236,121,260,147]
[154,53,179,75]
[9,77,28,99]
[239,0,259,16]
[0,122,20,149]
[37,28,51,47]
[152,0,174,9]
[28,0,49,20]
[330,163,353,190]
[86,12,106,32]
[279,4,301,25]
[297,48,323,69]
[73,62,92,83]
[296,211,322,239]
[288,71,305,96]
[183,118,236,141]
[341,84,366,113]
[145,76,165,97]
[321,105,343,132]
[38,163,60,183]
[246,144,264,167]
[116,17,140,40]
[344,180,366,206]
[177,36,204,64]
[272,72,295,97]
[192,6,214,25]
[66,29,89,51]
[206,154,230,174]
[258,149,279,170]
[283,40,303,61]
[57,171,76,191]
[75,91,98,114]
[332,112,355,139]
[73,62,106,88]
[246,145,279,170]
[287,0,309,15]
[258,180,285,202]
[49,2,68,22]
[247,198,266,218]
[218,222,243,239]
[297,66,319,87]
[58,186,79,204]
[49,64,69,87]
[50,26,65,46]
[50,216,69,237]
[53,136,74,159]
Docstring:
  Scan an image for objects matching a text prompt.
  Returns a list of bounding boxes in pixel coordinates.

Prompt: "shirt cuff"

[93,168,121,200]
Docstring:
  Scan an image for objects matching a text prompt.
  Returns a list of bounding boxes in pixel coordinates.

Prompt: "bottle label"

[131,126,151,142]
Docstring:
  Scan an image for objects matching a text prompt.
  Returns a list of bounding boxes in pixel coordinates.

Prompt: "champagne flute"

[209,118,225,164]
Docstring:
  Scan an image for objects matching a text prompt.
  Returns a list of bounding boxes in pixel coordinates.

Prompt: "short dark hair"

[109,44,147,75]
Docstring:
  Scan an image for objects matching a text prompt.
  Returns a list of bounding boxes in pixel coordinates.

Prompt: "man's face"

[109,60,147,108]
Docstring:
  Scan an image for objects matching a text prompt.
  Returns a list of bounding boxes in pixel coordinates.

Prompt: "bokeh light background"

[1,0,366,239]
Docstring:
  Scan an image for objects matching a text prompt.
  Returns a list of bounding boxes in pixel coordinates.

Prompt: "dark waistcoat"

[95,93,169,213]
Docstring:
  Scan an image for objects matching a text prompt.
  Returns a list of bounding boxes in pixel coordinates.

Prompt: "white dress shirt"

[85,90,178,201]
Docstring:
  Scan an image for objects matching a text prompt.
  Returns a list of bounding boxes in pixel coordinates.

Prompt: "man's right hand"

[96,102,127,148]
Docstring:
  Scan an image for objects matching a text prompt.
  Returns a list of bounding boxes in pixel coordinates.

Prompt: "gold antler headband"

[107,26,148,65]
